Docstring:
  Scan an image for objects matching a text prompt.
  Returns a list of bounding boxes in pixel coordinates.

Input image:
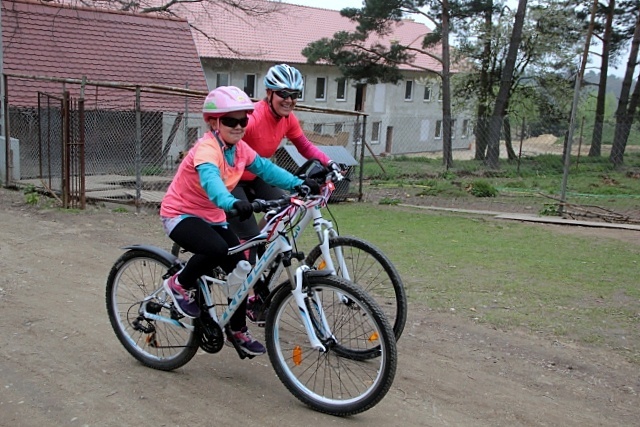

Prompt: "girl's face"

[212,111,249,145]
[267,89,300,117]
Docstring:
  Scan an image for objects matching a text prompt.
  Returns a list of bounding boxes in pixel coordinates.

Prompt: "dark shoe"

[246,295,266,326]
[229,326,266,356]
[163,274,201,318]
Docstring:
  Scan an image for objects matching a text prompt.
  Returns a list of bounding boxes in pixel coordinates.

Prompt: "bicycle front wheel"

[106,250,198,371]
[305,236,407,341]
[265,275,397,416]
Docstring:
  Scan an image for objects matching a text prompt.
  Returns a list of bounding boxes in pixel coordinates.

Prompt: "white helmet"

[264,64,304,91]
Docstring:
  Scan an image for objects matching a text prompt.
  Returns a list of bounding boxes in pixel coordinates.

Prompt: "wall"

[199,59,475,156]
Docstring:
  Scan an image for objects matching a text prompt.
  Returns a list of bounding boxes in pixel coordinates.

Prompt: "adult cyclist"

[227,64,341,323]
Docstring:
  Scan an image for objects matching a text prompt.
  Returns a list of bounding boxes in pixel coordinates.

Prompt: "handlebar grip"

[227,199,265,218]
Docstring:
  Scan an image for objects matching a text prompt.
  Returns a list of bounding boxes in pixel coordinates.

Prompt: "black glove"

[232,200,254,221]
[328,161,342,174]
[297,177,320,196]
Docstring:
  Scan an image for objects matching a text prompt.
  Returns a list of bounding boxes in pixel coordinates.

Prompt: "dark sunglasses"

[219,116,249,128]
[275,90,301,100]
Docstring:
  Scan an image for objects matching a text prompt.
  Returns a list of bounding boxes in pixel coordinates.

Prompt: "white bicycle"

[172,160,407,340]
[106,191,397,416]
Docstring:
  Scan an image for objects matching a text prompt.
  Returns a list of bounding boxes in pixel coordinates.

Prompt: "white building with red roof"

[173,0,472,156]
[1,0,209,185]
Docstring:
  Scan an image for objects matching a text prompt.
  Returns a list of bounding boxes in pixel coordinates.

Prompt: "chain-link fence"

[3,74,207,209]
[2,74,370,210]
[3,74,639,221]
[355,113,640,222]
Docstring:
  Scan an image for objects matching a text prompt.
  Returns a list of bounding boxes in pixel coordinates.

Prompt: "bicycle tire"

[264,275,397,416]
[106,250,199,371]
[305,236,407,341]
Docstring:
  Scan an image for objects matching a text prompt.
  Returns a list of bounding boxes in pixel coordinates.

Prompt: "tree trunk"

[503,117,517,160]
[485,0,527,169]
[610,9,640,166]
[589,0,615,157]
[474,3,493,161]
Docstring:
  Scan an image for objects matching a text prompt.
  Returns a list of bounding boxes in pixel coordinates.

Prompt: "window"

[371,121,381,143]
[336,78,347,101]
[313,123,323,134]
[216,73,229,88]
[451,119,456,138]
[423,85,431,101]
[295,76,305,101]
[435,120,443,139]
[404,80,413,100]
[315,77,327,100]
[462,119,470,138]
[335,122,343,133]
[244,74,256,98]
[438,84,443,101]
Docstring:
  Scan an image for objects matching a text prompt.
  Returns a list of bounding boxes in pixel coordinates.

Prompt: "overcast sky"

[285,0,433,27]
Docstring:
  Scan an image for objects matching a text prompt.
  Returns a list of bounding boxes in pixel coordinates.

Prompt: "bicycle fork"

[284,261,333,353]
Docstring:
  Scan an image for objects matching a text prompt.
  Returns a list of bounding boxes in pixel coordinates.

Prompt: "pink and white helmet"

[202,86,254,121]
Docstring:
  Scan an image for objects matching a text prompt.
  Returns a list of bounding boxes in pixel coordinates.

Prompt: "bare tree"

[484,0,527,168]
[610,8,640,166]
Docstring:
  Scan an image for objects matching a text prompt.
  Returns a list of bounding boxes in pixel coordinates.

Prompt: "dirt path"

[0,187,637,426]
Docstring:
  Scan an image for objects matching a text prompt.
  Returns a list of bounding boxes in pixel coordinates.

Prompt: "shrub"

[467,180,498,197]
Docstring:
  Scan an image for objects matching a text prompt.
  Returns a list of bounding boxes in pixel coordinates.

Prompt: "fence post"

[135,86,142,213]
[517,116,525,175]
[184,82,189,154]
[358,115,367,202]
[3,74,9,186]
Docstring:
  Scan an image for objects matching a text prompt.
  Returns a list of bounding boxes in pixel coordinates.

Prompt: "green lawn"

[360,151,640,215]
[322,202,640,364]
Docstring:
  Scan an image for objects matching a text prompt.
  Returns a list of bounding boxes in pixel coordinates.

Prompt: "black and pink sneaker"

[163,274,201,318]
[229,327,266,356]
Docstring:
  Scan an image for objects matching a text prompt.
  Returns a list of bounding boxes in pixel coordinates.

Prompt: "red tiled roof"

[172,0,441,73]
[2,0,208,109]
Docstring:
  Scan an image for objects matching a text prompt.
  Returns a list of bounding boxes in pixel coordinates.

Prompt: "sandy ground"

[0,186,638,427]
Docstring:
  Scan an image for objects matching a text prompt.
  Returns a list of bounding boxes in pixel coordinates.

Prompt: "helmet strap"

[267,92,283,119]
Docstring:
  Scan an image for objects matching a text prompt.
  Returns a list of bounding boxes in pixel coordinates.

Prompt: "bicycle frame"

[140,197,333,352]
[260,181,352,289]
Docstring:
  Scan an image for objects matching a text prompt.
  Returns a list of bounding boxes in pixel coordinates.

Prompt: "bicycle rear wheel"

[106,250,198,371]
[305,236,407,341]
[265,275,397,416]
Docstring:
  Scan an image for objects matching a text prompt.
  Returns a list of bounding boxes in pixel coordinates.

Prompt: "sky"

[285,0,433,27]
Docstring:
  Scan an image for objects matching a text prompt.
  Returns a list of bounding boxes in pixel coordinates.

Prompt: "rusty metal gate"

[38,91,85,209]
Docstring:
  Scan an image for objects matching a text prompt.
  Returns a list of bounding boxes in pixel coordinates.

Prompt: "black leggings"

[169,216,247,330]
[228,178,286,241]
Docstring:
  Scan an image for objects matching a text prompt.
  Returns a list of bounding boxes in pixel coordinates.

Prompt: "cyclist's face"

[212,111,248,145]
[268,89,298,117]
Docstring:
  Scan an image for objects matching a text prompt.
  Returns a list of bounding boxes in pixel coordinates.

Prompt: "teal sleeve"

[197,163,237,211]
[247,156,304,191]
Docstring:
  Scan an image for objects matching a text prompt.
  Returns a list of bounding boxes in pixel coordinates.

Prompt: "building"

[1,0,208,190]
[174,0,474,156]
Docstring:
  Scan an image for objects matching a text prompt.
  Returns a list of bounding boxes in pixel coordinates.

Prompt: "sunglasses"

[219,116,249,128]
[275,90,301,100]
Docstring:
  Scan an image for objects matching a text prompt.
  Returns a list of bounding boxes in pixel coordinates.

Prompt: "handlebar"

[227,197,292,218]
[226,159,347,218]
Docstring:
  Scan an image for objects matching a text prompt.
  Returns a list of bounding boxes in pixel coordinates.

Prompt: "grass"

[361,151,640,213]
[323,202,640,364]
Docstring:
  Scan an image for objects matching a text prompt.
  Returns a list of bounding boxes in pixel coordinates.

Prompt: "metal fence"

[1,74,369,210]
[2,73,639,220]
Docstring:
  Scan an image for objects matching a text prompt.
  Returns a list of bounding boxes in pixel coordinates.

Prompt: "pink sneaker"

[163,274,201,318]
[229,327,266,356]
